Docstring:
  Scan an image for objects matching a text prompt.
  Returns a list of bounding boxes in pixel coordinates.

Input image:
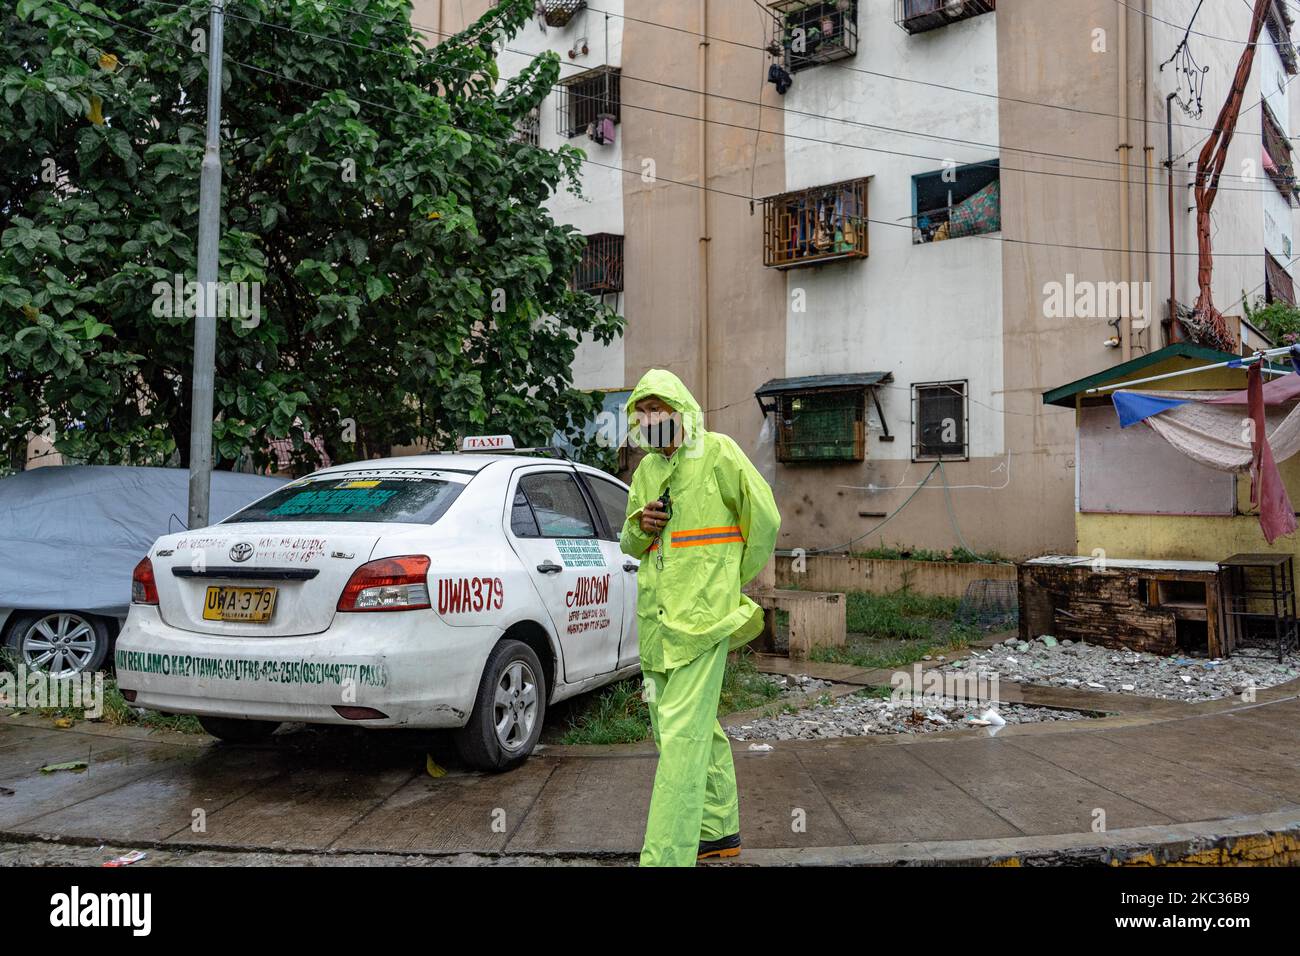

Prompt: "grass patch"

[809,635,950,670]
[845,590,960,639]
[557,649,785,745]
[851,544,1008,564]
[556,677,649,746]
[0,651,203,734]
[719,649,784,716]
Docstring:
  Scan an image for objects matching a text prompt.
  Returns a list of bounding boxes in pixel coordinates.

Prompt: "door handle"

[623,561,639,572]
[537,560,563,574]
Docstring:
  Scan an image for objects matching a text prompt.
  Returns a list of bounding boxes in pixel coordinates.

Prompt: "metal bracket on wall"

[870,386,894,441]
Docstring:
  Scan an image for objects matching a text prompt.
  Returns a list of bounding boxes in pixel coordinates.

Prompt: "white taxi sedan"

[114,450,641,771]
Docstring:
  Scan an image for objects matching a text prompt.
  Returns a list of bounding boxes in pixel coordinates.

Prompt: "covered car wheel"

[197,715,282,743]
[454,639,546,773]
[6,611,111,677]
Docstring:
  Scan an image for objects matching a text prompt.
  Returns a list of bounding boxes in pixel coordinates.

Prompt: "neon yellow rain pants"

[639,635,739,867]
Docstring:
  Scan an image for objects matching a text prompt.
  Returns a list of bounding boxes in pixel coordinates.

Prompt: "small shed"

[1042,343,1300,562]
[1032,343,1300,658]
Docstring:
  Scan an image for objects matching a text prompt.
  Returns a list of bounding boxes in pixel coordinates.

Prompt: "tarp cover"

[0,466,286,618]
[1112,368,1300,542]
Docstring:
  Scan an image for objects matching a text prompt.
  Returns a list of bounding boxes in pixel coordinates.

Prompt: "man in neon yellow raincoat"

[619,368,781,866]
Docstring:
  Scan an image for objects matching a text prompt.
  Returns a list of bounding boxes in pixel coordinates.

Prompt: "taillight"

[132,557,159,605]
[337,555,431,612]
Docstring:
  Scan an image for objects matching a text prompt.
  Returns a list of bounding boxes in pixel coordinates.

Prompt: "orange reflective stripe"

[670,526,742,539]
[672,535,743,548]
[669,525,744,547]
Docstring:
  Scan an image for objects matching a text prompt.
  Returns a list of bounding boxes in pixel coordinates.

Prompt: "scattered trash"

[53,717,74,729]
[965,717,992,727]
[425,754,446,778]
[979,709,1006,726]
[747,743,774,752]
[103,850,147,867]
[40,760,87,774]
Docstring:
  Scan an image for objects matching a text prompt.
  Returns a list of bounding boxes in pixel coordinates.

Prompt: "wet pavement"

[3,673,1300,864]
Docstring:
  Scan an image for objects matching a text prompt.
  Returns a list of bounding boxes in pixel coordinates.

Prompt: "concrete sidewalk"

[2,681,1299,865]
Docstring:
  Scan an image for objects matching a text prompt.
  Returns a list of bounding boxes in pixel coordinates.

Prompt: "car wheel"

[197,715,282,743]
[454,639,546,773]
[6,611,111,677]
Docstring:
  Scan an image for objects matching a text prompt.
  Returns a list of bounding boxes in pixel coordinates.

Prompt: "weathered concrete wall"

[776,554,1015,598]
[619,0,788,456]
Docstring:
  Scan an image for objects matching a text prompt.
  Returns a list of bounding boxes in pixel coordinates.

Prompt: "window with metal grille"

[556,65,620,140]
[1265,249,1296,306]
[1262,100,1297,204]
[573,233,624,294]
[762,177,869,269]
[912,381,968,461]
[895,0,995,35]
[774,388,866,462]
[913,160,999,244]
[770,0,858,73]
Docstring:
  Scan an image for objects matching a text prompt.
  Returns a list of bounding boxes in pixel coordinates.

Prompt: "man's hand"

[640,499,669,535]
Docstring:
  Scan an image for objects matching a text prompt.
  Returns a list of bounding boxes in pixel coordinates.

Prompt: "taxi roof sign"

[460,434,515,451]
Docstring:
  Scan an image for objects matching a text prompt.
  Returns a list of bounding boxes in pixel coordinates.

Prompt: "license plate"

[203,586,278,623]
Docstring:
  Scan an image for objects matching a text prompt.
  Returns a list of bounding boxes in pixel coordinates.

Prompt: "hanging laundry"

[767,63,792,95]
[1112,359,1300,543]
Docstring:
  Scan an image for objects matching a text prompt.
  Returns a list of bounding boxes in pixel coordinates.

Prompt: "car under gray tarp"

[0,466,287,619]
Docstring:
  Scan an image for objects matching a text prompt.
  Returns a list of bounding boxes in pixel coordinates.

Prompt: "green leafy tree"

[1244,293,1300,346]
[1,0,623,474]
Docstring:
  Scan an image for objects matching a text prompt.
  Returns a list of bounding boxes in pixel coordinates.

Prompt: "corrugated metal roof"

[754,371,893,397]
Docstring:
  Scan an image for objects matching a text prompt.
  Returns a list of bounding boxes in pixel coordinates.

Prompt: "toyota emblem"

[229,542,254,563]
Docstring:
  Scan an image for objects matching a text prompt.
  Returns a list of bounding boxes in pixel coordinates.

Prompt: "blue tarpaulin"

[0,466,286,619]
[1111,390,1193,427]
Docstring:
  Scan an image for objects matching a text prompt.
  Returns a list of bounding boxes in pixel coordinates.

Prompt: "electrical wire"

[73,4,1300,261]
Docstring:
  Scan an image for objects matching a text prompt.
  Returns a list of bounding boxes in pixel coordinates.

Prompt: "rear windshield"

[222,470,464,524]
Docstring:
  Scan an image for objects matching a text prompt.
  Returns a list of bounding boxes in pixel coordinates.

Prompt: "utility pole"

[188,0,225,529]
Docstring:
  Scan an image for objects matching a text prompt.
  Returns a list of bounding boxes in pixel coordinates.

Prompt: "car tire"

[5,611,112,677]
[197,715,282,743]
[454,639,546,773]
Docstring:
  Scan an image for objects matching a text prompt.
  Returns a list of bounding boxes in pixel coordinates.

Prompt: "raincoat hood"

[625,369,705,455]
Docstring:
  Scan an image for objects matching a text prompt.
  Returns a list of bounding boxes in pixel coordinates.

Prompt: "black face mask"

[640,416,678,448]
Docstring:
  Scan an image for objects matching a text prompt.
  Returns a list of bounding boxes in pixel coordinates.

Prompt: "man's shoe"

[697,832,741,860]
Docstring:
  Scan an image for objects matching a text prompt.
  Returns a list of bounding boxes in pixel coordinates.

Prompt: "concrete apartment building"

[409,0,1300,560]
[21,1,1277,556]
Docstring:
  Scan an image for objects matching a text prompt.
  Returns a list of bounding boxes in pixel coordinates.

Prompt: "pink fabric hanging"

[1245,362,1298,543]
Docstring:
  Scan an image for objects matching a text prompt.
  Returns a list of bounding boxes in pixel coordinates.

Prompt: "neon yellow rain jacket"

[619,369,782,672]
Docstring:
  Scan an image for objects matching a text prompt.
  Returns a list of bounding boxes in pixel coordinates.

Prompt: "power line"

[70,3,1300,259]
[597,0,1300,143]
[202,0,1300,197]
[290,0,1300,151]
